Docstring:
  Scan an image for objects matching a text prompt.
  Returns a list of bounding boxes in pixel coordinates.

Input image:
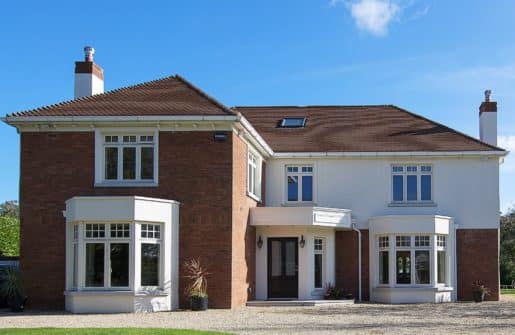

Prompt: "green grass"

[0,329,230,335]
[501,288,515,295]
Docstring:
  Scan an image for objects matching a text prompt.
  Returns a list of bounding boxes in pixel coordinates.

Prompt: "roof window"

[279,117,306,128]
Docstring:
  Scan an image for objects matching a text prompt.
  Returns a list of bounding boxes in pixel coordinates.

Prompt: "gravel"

[0,296,514,335]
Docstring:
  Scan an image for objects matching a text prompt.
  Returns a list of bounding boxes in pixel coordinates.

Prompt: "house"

[3,47,507,313]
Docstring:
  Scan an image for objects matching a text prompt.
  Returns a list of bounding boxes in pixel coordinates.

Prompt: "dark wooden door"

[268,238,298,299]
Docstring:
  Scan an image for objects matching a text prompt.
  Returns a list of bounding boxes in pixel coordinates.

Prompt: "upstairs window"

[279,117,306,128]
[247,150,262,200]
[286,166,313,202]
[101,134,157,184]
[391,164,432,203]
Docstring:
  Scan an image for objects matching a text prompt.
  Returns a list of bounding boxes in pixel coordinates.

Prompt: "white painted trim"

[274,151,508,158]
[4,115,240,123]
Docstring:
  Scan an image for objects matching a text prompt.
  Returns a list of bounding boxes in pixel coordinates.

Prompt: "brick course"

[20,131,241,309]
[335,230,370,301]
[456,229,500,301]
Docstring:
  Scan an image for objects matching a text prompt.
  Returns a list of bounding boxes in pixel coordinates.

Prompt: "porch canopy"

[250,206,352,229]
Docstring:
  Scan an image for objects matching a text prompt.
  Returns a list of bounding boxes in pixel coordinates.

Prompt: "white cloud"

[347,0,400,36]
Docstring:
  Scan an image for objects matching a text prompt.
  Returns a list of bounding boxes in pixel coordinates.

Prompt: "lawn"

[501,288,515,295]
[0,329,229,335]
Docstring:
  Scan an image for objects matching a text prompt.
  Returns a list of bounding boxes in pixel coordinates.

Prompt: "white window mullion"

[136,145,141,182]
[117,146,123,181]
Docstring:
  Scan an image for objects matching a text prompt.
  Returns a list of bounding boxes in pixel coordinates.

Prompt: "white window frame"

[436,235,447,285]
[378,236,389,286]
[140,223,163,289]
[393,235,432,286]
[94,129,159,187]
[247,149,262,201]
[285,165,314,204]
[82,223,132,290]
[313,237,325,289]
[391,164,433,204]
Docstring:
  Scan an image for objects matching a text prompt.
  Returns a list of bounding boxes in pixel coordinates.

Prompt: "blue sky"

[1,0,514,212]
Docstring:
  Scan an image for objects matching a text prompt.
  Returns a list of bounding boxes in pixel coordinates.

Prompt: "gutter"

[274,151,508,158]
[352,221,362,301]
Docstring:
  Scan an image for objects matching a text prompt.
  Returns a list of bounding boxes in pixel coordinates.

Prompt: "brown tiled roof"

[235,105,503,152]
[8,75,234,117]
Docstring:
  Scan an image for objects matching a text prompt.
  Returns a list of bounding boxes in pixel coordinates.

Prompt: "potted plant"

[472,280,490,302]
[184,258,210,311]
[323,283,345,300]
[0,267,27,312]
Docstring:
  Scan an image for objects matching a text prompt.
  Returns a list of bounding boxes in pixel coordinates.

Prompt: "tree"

[500,208,515,285]
[0,200,19,218]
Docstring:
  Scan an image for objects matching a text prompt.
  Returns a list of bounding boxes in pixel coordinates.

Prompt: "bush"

[0,216,19,256]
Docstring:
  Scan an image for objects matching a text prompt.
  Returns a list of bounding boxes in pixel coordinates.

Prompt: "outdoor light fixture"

[213,132,227,142]
[299,235,305,248]
[257,236,263,249]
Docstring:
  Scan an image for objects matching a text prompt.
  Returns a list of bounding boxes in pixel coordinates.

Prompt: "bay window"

[377,234,450,287]
[69,222,164,291]
[286,166,313,203]
[391,164,433,203]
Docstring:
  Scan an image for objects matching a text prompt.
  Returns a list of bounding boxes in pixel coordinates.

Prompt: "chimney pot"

[84,46,95,62]
[484,89,492,102]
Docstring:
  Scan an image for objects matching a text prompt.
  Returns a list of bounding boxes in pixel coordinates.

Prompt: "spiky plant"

[0,267,23,302]
[184,258,210,298]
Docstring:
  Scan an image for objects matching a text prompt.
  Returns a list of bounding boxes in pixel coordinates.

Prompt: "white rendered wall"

[255,226,335,300]
[265,157,500,230]
[480,112,497,146]
[74,73,104,99]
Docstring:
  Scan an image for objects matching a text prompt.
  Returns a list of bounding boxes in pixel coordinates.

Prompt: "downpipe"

[352,221,362,301]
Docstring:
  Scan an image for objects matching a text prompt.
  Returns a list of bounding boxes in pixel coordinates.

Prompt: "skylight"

[279,117,306,128]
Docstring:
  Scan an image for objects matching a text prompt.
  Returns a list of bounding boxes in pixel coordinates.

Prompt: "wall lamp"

[257,236,263,249]
[299,235,305,248]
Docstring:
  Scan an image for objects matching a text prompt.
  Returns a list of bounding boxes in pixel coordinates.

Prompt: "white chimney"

[74,46,104,99]
[479,89,497,146]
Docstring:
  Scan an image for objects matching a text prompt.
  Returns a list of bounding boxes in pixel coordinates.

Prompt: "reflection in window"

[141,244,160,286]
[396,251,411,284]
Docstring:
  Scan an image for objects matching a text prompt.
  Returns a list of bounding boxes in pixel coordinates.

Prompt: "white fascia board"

[274,151,508,158]
[235,114,274,157]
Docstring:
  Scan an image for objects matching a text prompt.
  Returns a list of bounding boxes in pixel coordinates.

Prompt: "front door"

[267,238,298,299]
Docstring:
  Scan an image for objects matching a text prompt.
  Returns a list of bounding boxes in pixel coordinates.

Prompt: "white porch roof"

[250,206,352,229]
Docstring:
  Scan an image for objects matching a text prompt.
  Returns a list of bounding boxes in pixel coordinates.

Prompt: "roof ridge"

[389,105,506,152]
[174,75,235,115]
[233,104,393,109]
[8,74,233,117]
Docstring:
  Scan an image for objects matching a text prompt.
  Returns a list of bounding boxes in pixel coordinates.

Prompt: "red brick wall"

[231,134,258,307]
[457,229,500,301]
[20,131,236,309]
[335,229,369,301]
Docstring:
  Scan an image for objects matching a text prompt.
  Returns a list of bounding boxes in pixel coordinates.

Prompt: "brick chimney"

[74,46,104,99]
[479,89,497,146]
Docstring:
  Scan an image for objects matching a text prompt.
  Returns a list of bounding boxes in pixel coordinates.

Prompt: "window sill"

[95,181,159,188]
[373,286,453,292]
[388,202,437,207]
[64,289,169,297]
[281,202,317,207]
[247,191,261,203]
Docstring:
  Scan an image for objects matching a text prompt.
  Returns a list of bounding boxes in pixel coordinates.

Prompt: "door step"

[246,299,355,307]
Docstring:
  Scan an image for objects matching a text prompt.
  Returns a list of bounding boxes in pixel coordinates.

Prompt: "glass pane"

[141,147,154,180]
[393,175,403,201]
[415,250,430,284]
[73,244,78,288]
[285,241,296,276]
[281,118,305,128]
[123,147,136,180]
[438,250,446,284]
[287,176,298,201]
[421,175,431,201]
[141,243,160,286]
[85,243,104,287]
[407,175,417,201]
[271,241,281,277]
[302,175,313,201]
[110,243,129,287]
[396,251,411,284]
[105,147,118,180]
[379,251,389,284]
[314,254,322,288]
